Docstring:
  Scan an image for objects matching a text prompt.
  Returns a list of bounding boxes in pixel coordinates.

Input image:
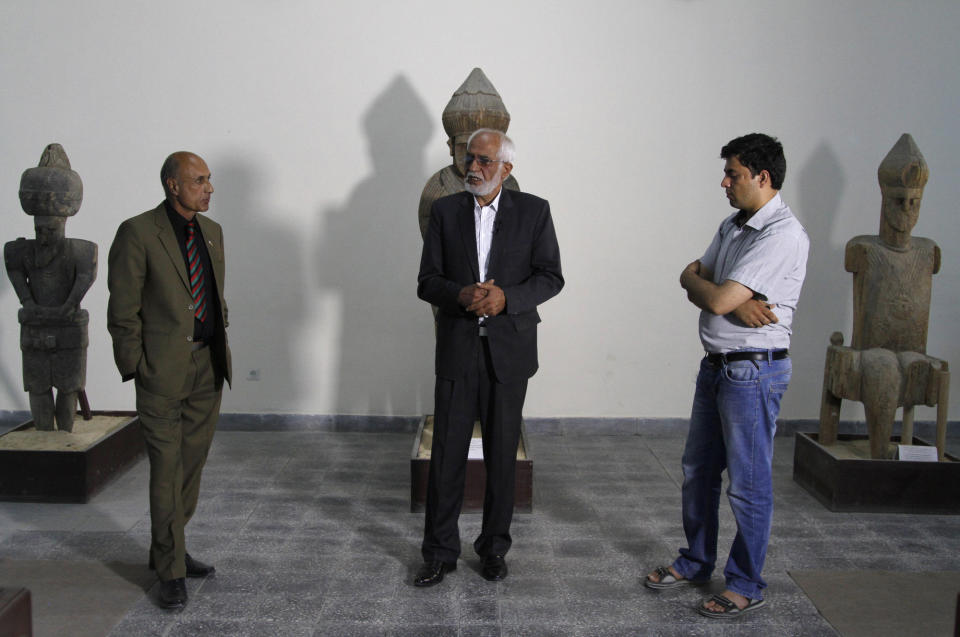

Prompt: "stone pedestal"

[410,415,532,513]
[793,431,960,514]
[0,412,142,503]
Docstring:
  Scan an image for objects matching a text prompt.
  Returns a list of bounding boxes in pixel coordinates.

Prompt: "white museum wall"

[1,1,958,422]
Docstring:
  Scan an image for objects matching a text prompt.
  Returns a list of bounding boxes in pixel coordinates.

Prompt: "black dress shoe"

[481,555,508,581]
[414,560,456,587]
[158,577,187,609]
[149,552,216,578]
[184,553,216,578]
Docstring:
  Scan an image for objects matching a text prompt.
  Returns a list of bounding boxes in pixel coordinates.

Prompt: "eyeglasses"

[463,154,505,168]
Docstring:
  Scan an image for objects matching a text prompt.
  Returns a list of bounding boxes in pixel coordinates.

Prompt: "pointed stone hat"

[442,68,511,138]
[878,133,929,190]
[19,143,83,217]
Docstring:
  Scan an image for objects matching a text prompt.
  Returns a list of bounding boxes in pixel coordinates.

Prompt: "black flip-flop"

[697,594,767,619]
[644,565,707,590]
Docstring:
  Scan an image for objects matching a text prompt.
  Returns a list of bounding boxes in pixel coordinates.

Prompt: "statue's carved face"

[880,187,923,233]
[34,216,66,247]
[448,135,470,177]
[167,155,214,218]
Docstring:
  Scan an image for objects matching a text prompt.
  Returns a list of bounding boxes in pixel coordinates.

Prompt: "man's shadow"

[315,74,435,419]
[213,158,306,411]
[786,141,849,422]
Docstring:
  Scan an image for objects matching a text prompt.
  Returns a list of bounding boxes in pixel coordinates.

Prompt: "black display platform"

[793,432,960,514]
[410,416,532,513]
[0,412,143,503]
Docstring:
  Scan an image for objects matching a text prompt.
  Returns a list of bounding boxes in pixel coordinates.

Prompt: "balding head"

[162,152,213,219]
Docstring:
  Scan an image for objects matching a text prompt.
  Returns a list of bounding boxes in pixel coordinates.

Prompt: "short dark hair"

[720,133,786,190]
[160,153,181,193]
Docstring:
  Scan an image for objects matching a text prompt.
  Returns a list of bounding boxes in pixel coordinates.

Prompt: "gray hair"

[467,128,516,164]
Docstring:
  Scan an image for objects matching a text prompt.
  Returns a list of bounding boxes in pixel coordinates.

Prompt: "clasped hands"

[458,279,505,317]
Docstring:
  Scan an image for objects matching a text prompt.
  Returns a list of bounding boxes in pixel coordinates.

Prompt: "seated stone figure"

[819,134,949,460]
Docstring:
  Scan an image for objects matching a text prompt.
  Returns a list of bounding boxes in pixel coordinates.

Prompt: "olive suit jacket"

[418,188,563,383]
[107,203,231,396]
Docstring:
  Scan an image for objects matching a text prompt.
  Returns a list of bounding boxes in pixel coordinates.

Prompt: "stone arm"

[3,240,35,309]
[106,222,146,381]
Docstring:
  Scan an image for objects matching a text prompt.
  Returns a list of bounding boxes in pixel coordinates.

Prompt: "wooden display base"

[0,412,142,503]
[0,588,32,637]
[410,415,532,513]
[793,432,960,514]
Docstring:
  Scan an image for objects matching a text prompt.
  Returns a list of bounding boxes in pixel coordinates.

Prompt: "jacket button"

[188,304,194,310]
[187,336,193,342]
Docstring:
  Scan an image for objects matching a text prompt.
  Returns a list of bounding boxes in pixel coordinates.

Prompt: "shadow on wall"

[786,140,848,417]
[212,159,307,410]
[315,74,436,416]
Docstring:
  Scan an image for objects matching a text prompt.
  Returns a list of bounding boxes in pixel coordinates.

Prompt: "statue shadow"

[212,158,307,411]
[315,74,435,418]
[786,141,849,419]
[0,276,27,423]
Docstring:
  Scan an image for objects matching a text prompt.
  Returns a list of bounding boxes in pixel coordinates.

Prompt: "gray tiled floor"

[1,429,958,636]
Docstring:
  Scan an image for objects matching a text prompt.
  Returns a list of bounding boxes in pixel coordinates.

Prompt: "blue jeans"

[672,352,791,600]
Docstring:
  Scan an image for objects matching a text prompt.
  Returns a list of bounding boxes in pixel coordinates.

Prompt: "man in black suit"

[414,129,563,586]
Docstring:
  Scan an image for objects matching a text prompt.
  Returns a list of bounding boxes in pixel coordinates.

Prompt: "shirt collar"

[473,187,503,213]
[739,192,783,230]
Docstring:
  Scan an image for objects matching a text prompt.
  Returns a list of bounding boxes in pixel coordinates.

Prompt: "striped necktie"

[185,221,207,322]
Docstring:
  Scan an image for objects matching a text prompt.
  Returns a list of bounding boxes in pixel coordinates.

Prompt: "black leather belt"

[706,349,788,366]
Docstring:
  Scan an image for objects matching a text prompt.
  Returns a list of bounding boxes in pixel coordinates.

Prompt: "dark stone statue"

[819,134,950,459]
[4,144,97,432]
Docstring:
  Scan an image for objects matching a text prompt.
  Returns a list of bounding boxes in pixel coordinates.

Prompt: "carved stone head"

[441,68,511,177]
[878,134,928,235]
[19,144,83,218]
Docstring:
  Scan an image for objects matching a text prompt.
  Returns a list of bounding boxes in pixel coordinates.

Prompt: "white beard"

[463,171,500,198]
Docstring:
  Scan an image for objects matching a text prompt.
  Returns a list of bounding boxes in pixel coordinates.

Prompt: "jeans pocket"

[723,360,760,384]
[769,381,789,397]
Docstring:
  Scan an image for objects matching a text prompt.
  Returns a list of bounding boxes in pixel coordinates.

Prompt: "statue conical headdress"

[19,143,83,217]
[878,133,929,190]
[442,68,511,138]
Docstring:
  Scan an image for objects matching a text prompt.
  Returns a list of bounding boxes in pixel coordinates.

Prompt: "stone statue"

[418,67,520,239]
[819,134,950,459]
[4,144,97,432]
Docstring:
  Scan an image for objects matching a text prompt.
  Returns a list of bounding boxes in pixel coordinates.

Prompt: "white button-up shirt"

[474,189,502,283]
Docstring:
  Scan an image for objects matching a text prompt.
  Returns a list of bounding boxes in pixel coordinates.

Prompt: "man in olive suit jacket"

[107,151,231,609]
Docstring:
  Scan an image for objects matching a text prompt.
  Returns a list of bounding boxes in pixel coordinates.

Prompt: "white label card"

[897,444,938,462]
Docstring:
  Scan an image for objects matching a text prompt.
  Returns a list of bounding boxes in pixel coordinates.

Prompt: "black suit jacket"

[418,188,563,383]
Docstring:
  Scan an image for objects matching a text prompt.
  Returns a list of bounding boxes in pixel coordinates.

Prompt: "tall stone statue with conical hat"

[418,68,520,239]
[4,144,98,432]
[818,133,950,459]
